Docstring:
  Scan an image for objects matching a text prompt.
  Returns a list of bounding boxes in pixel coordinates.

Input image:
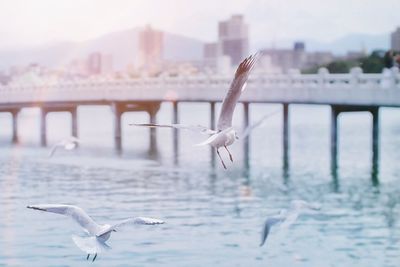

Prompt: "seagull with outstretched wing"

[131,53,260,169]
[260,200,321,247]
[27,204,164,262]
[259,212,286,247]
[48,136,81,158]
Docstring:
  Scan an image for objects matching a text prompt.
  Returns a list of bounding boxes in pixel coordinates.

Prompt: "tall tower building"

[101,54,113,74]
[218,15,249,65]
[138,25,164,70]
[391,27,400,51]
[203,42,218,59]
[87,52,102,75]
[293,41,307,69]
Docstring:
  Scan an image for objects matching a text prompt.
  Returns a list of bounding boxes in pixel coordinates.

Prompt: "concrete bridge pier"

[331,107,339,171]
[148,103,159,155]
[0,108,20,143]
[210,102,216,168]
[243,102,250,171]
[371,107,380,170]
[330,105,380,172]
[172,102,179,165]
[40,108,47,146]
[283,103,290,172]
[71,107,78,138]
[112,101,161,151]
[40,106,79,146]
[10,109,20,144]
[112,104,123,151]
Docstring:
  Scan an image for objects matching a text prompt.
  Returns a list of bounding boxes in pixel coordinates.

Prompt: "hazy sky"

[0,0,399,48]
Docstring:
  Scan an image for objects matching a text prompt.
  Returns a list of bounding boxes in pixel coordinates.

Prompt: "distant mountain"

[0,27,204,71]
[0,30,391,71]
[253,33,390,55]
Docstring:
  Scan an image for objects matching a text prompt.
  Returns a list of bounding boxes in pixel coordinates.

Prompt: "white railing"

[0,67,399,106]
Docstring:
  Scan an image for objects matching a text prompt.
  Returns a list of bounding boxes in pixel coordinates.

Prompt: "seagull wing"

[217,53,260,131]
[27,204,101,235]
[130,123,216,135]
[290,200,321,211]
[279,200,321,228]
[260,215,285,247]
[48,143,61,158]
[96,217,165,237]
[240,109,281,139]
[279,210,299,229]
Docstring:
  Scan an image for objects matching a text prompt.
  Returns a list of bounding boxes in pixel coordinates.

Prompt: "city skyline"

[0,0,399,50]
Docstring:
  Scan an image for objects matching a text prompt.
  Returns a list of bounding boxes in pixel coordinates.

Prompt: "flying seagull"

[48,136,81,158]
[27,204,164,262]
[260,200,321,247]
[130,53,261,169]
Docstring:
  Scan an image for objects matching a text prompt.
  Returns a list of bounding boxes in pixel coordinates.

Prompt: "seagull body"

[260,200,321,247]
[27,204,164,261]
[195,127,236,148]
[48,136,81,157]
[130,53,260,169]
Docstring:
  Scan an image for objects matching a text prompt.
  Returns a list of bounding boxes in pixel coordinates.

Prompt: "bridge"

[1,67,399,171]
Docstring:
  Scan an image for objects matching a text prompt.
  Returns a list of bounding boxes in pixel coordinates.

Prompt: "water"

[0,104,399,267]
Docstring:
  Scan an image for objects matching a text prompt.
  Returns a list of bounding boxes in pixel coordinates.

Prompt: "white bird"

[48,136,81,158]
[130,53,260,169]
[260,200,321,247]
[27,204,165,262]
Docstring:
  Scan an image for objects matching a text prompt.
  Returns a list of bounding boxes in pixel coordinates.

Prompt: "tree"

[360,50,385,73]
[302,50,389,74]
[326,60,358,73]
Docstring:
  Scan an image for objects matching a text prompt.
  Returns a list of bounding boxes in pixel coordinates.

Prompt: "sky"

[0,0,399,48]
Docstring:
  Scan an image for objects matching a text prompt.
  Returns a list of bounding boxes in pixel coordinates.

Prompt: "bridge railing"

[0,67,399,104]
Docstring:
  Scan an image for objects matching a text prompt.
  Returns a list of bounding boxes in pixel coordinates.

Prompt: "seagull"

[260,200,321,247]
[130,53,261,169]
[48,136,81,158]
[27,204,165,262]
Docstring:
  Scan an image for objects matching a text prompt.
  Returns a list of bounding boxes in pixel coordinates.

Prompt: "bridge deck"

[0,69,399,108]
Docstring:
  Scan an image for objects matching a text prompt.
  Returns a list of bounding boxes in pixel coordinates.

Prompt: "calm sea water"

[0,104,399,267]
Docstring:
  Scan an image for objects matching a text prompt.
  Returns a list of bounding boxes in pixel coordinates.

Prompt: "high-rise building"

[87,52,102,75]
[203,42,218,59]
[293,41,307,69]
[294,42,305,52]
[261,42,333,73]
[138,25,164,71]
[101,54,113,74]
[68,58,87,75]
[391,27,400,51]
[218,15,249,65]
